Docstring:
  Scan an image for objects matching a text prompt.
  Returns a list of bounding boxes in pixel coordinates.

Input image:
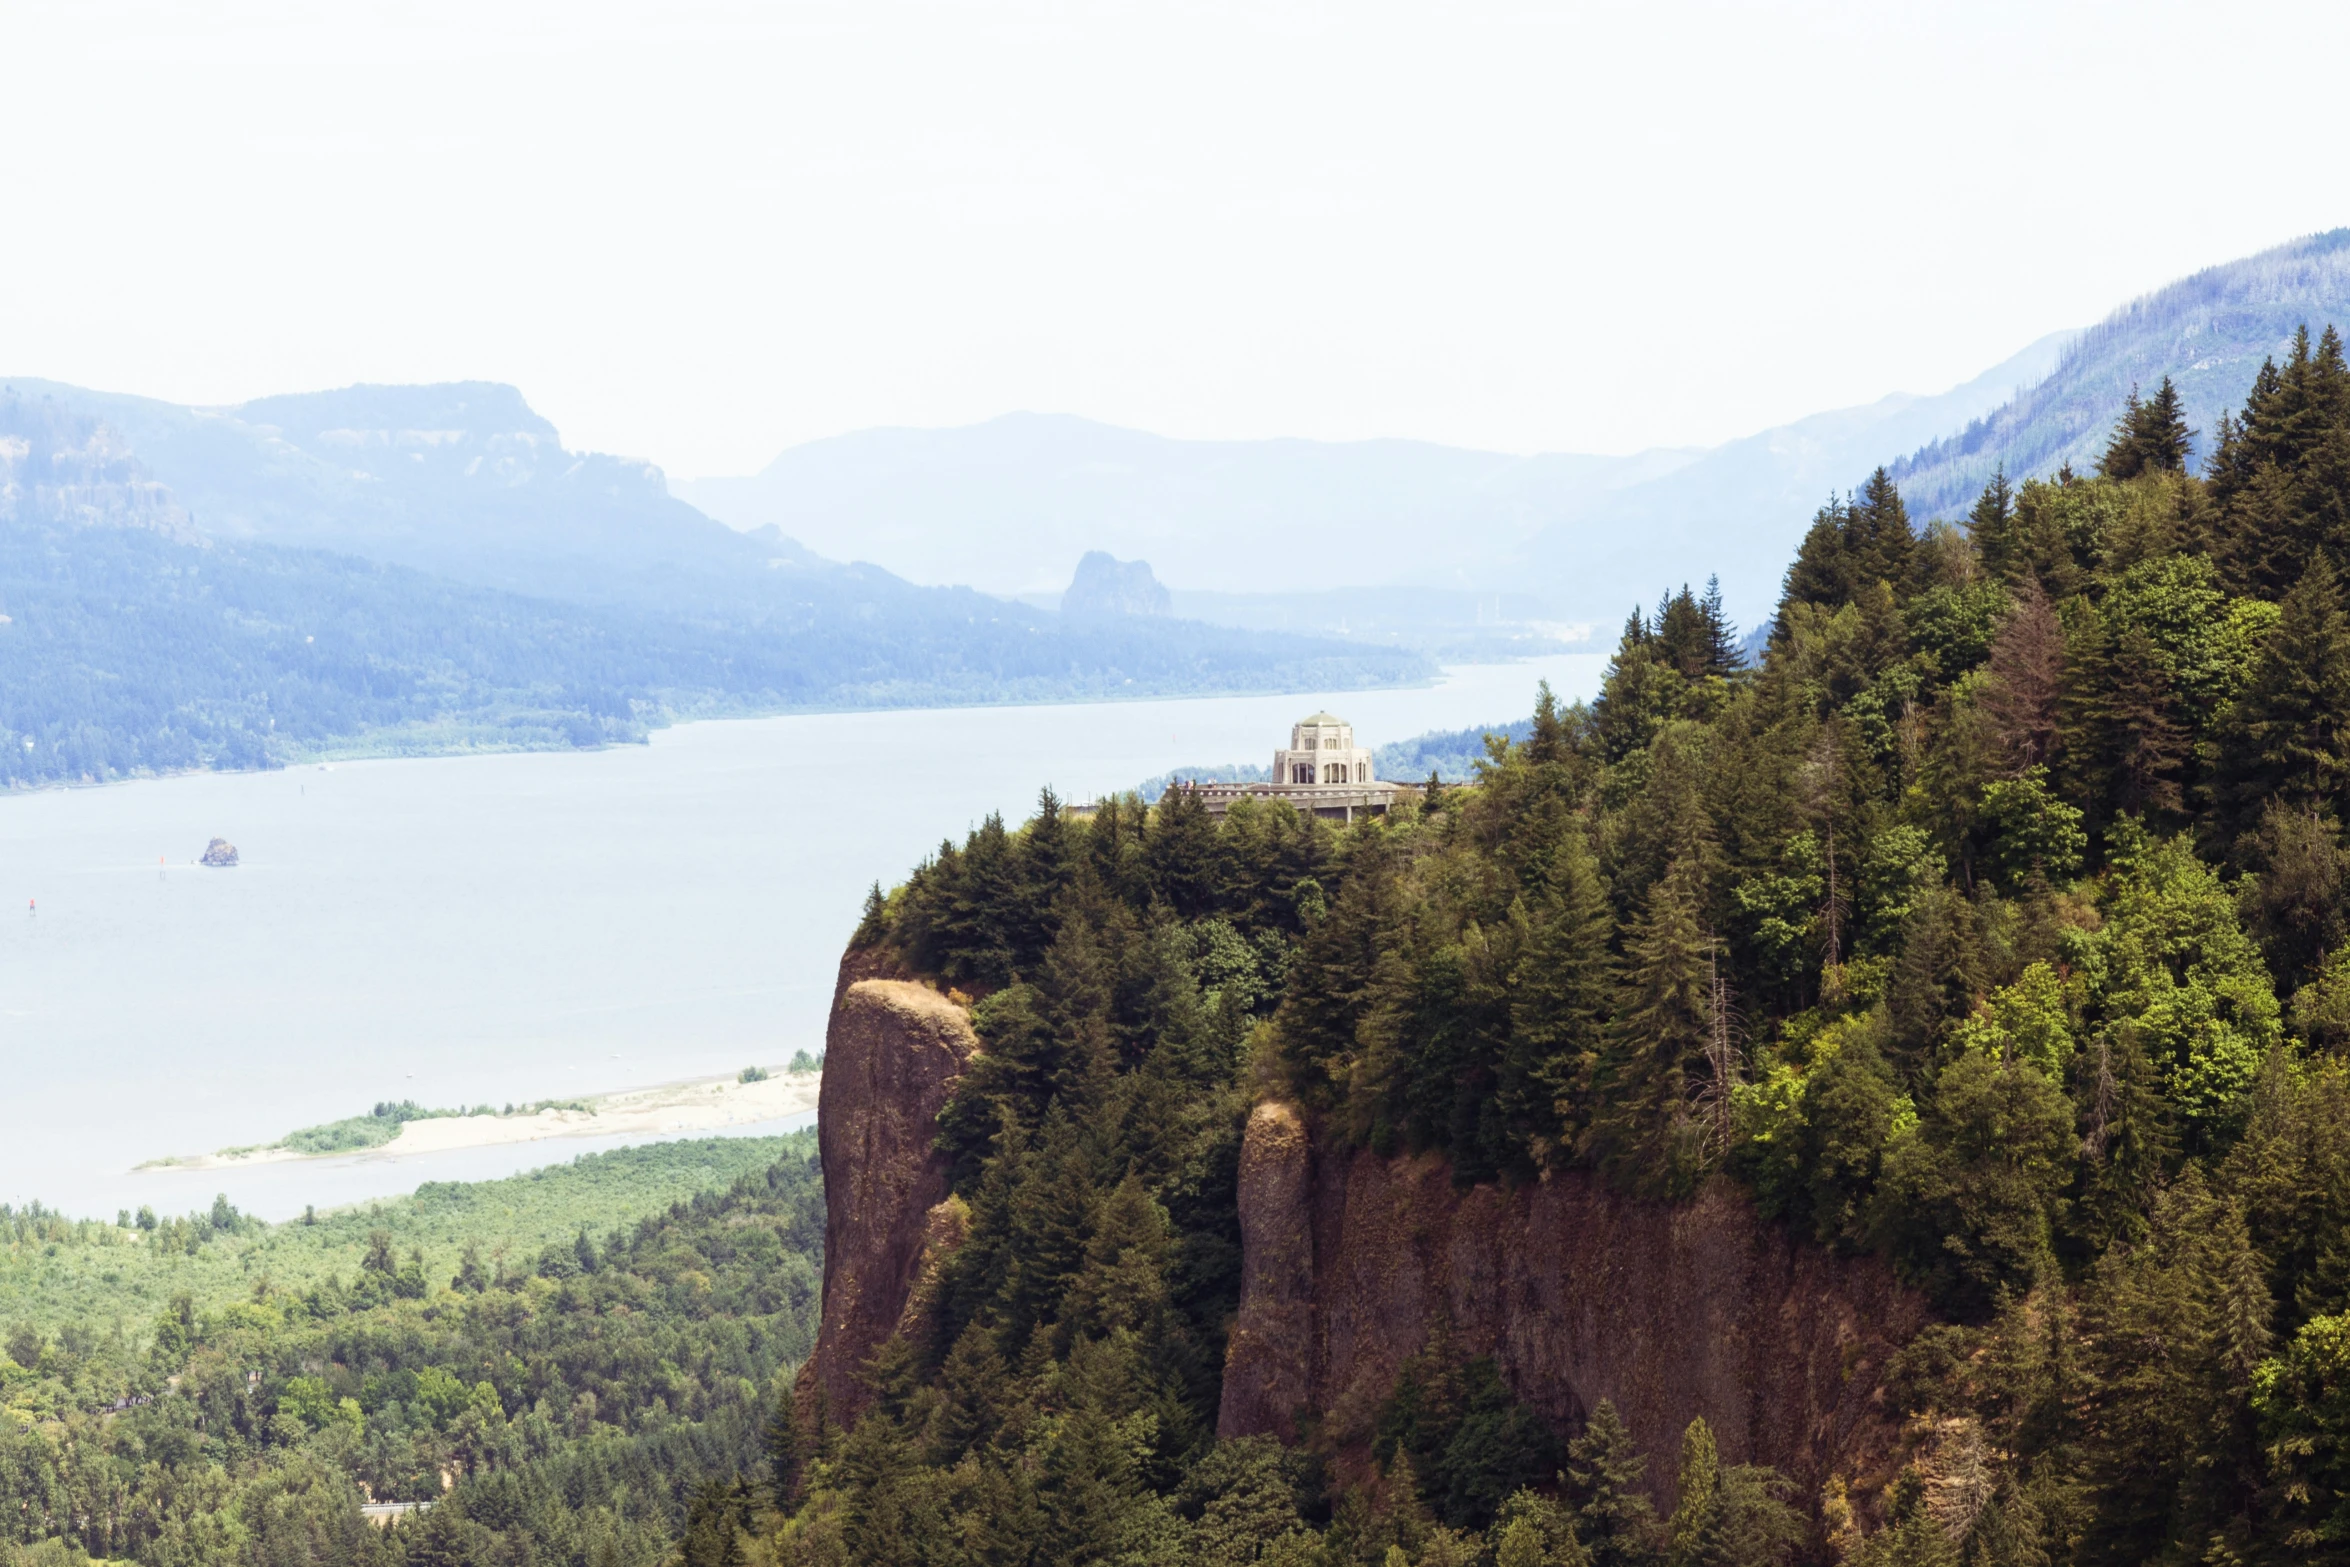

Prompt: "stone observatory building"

[1173,711,1405,822]
[1276,711,1374,786]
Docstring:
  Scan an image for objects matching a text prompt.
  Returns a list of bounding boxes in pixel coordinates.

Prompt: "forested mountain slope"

[1513,334,2072,629]
[725,319,2350,1567]
[1893,228,2350,519]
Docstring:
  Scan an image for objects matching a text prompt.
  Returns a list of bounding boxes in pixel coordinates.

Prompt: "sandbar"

[142,1070,823,1172]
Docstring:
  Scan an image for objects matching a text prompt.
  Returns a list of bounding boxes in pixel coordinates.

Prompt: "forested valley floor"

[1,1136,822,1566]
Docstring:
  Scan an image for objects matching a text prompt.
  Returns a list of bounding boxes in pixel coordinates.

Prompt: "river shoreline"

[138,1068,824,1174]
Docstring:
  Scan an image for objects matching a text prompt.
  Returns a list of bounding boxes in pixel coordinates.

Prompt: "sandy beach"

[145,1069,824,1172]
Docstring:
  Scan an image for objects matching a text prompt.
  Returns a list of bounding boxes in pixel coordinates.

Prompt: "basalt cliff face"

[802,952,1927,1502]
[1219,1100,1929,1501]
[798,951,979,1426]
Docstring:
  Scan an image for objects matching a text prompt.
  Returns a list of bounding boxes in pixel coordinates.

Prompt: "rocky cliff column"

[802,971,979,1425]
[1217,1100,1319,1441]
[1217,1098,1929,1503]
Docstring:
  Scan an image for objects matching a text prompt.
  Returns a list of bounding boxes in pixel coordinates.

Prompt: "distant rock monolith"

[200,838,239,867]
[1060,551,1173,620]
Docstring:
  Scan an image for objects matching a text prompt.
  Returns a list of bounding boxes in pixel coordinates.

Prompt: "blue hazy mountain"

[4,379,819,611]
[678,414,1704,602]
[0,385,1429,784]
[1511,333,2073,629]
[680,334,2069,635]
[1891,228,2350,520]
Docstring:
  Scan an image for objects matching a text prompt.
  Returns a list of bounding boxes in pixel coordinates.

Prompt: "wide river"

[0,656,1602,1219]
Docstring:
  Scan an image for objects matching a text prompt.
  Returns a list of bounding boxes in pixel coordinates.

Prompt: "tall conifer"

[1699,575,1741,676]
[1566,1401,1657,1567]
[1507,825,1617,1155]
[1589,858,1714,1195]
[2218,552,2350,829]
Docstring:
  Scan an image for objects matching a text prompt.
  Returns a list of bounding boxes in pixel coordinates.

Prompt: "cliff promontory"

[801,948,1926,1506]
[798,955,978,1426]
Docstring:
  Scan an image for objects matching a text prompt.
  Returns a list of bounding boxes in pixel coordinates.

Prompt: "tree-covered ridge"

[0,1138,822,1567]
[740,322,2350,1567]
[1889,228,2350,521]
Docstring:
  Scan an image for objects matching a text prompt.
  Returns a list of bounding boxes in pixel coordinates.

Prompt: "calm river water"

[0,656,1602,1219]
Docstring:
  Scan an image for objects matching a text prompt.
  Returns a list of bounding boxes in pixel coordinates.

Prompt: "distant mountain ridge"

[680,414,1702,601]
[680,333,2071,633]
[1512,332,2073,628]
[3,378,823,612]
[1891,229,2350,519]
[0,381,1431,785]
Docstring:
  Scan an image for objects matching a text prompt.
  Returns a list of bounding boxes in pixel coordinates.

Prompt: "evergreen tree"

[1594,620,1678,764]
[1655,587,1713,681]
[2099,377,2194,481]
[2076,618,2188,821]
[1967,467,2019,583]
[1698,576,1742,677]
[1876,1050,2074,1319]
[2063,1021,2175,1263]
[1849,468,1915,590]
[1012,785,1070,970]
[1885,888,1986,1074]
[2238,802,2350,990]
[681,1478,758,1567]
[2140,375,2194,473]
[1491,1489,1592,1567]
[2099,385,2146,480]
[1506,828,1618,1158]
[2215,326,2350,595]
[1663,1417,1721,1567]
[1530,679,1570,765]
[1778,499,1853,628]
[2217,552,2350,832]
[1565,1400,1658,1567]
[1147,785,1223,920]
[1588,859,1715,1195]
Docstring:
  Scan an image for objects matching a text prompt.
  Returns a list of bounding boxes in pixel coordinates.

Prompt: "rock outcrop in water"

[800,945,1926,1503]
[200,838,239,867]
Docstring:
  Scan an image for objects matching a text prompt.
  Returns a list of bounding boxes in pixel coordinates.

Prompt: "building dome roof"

[1299,710,1345,725]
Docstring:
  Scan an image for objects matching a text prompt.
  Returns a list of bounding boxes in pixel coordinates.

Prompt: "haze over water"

[0,657,1601,1219]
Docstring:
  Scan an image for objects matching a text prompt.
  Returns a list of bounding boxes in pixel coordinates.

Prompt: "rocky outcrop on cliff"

[1219,1100,1928,1505]
[800,956,978,1424]
[797,948,1926,1500]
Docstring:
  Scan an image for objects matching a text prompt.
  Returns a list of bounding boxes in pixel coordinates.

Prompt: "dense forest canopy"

[14,326,2350,1567]
[0,1138,823,1567]
[733,323,2350,1567]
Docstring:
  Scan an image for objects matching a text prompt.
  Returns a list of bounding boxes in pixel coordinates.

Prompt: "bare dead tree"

[1799,727,1850,972]
[1982,579,2066,775]
[1693,939,1746,1159]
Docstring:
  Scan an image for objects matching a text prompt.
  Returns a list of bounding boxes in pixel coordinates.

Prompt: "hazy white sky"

[4,0,2346,476]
